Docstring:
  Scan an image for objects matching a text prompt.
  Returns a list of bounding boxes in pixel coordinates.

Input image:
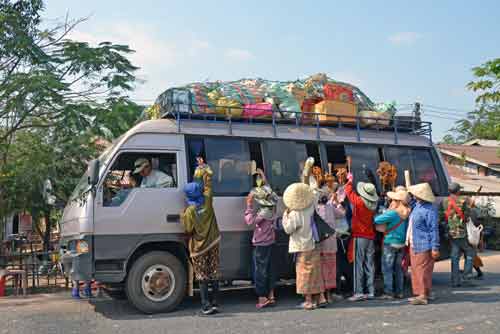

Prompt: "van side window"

[205,138,252,196]
[324,144,347,173]
[187,138,205,181]
[411,149,442,195]
[384,147,444,195]
[263,140,307,194]
[383,146,414,186]
[102,152,177,207]
[345,144,381,191]
[306,143,322,168]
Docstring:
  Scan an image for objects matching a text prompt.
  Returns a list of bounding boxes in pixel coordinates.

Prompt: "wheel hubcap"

[141,264,175,302]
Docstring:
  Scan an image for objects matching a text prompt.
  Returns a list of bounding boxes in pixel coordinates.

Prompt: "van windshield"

[69,145,114,201]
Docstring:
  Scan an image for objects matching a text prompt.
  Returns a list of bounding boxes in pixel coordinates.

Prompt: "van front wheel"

[126,251,186,314]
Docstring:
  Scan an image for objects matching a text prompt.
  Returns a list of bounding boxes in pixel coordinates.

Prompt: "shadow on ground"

[89,271,500,321]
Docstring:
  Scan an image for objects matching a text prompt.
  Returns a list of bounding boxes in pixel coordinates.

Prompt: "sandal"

[297,302,317,310]
[256,299,272,309]
[268,298,276,306]
[318,302,329,308]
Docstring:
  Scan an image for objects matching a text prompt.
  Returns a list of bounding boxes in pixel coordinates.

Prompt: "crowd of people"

[180,155,484,316]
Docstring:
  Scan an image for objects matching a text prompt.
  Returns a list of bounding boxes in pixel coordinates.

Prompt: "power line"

[423,106,472,117]
[422,104,473,113]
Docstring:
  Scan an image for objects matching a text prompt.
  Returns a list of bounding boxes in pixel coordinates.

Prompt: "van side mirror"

[88,159,100,186]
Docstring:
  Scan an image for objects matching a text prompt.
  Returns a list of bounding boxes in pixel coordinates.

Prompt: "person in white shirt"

[133,158,174,188]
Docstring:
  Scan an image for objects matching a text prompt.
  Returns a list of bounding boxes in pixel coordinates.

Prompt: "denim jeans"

[382,244,405,295]
[354,238,375,295]
[253,245,276,297]
[450,238,474,285]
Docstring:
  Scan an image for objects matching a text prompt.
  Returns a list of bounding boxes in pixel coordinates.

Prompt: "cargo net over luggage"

[155,73,428,133]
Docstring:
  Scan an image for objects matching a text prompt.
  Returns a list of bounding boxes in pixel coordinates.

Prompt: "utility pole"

[413,102,421,130]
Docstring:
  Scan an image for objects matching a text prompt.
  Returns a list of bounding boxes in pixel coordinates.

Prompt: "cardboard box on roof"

[314,100,357,124]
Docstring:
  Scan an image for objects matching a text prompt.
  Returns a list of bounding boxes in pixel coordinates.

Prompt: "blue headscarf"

[184,182,204,207]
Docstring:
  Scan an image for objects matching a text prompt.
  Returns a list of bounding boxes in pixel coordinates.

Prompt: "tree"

[0,0,139,160]
[443,58,500,145]
[467,58,500,104]
[0,1,144,251]
[444,104,500,143]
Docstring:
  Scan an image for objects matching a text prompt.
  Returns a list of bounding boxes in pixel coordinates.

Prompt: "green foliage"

[467,58,500,104]
[444,58,500,145]
[0,1,144,226]
[0,0,140,145]
[444,104,500,144]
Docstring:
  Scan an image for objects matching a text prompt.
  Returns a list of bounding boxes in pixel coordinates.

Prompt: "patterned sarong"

[296,249,325,295]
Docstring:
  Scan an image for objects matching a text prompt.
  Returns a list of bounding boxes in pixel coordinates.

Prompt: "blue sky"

[44,0,500,140]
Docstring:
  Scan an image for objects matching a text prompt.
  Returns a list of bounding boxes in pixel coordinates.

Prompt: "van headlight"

[75,240,89,254]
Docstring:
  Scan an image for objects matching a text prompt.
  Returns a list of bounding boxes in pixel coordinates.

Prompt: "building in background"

[438,140,500,249]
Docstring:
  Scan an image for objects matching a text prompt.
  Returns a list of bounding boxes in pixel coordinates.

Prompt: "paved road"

[1,251,500,334]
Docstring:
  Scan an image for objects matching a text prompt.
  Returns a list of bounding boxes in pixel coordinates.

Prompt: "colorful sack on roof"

[154,73,378,118]
[242,103,273,119]
[304,73,328,99]
[359,110,390,128]
[324,83,354,102]
[214,97,242,117]
[190,84,216,113]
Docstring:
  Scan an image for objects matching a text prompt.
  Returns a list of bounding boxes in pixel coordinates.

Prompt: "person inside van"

[108,173,140,206]
[181,158,221,316]
[133,158,174,188]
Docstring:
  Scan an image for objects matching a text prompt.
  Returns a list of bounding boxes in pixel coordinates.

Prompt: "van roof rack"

[161,103,432,145]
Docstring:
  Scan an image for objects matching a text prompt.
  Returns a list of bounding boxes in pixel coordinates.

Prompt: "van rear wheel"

[126,251,186,314]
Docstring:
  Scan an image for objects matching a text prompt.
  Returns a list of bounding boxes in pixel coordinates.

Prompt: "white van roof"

[126,118,432,147]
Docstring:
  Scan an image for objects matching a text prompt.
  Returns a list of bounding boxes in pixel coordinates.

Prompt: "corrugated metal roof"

[463,139,500,147]
[438,144,500,165]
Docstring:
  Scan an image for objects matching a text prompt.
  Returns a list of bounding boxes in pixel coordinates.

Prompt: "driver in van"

[133,158,174,188]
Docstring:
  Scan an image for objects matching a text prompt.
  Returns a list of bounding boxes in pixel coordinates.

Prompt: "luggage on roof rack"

[161,102,432,145]
[154,73,430,143]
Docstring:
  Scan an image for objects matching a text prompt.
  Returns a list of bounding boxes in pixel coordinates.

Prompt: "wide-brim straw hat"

[408,183,436,203]
[283,183,314,211]
[387,189,409,203]
[356,182,379,202]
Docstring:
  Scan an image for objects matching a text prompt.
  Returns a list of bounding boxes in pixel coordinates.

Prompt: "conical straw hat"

[408,183,435,203]
[283,183,314,211]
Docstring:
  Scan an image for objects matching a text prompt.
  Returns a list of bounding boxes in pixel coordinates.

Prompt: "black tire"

[104,286,128,300]
[126,251,186,314]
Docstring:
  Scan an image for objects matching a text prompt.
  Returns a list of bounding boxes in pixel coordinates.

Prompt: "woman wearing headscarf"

[181,157,221,316]
[344,164,379,302]
[245,168,279,309]
[282,157,325,310]
[374,188,410,299]
[406,183,440,305]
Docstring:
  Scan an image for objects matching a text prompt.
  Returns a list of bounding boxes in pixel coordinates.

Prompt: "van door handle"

[166,214,180,223]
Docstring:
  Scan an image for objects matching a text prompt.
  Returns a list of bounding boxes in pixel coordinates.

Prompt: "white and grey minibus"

[61,109,450,313]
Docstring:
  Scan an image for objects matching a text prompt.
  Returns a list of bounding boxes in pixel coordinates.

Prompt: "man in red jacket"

[345,166,379,301]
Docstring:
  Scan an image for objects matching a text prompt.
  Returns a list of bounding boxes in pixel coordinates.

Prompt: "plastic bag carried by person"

[466,218,483,247]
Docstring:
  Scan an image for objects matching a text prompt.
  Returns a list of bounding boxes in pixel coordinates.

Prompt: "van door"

[262,139,308,278]
[92,150,186,280]
[344,144,382,190]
